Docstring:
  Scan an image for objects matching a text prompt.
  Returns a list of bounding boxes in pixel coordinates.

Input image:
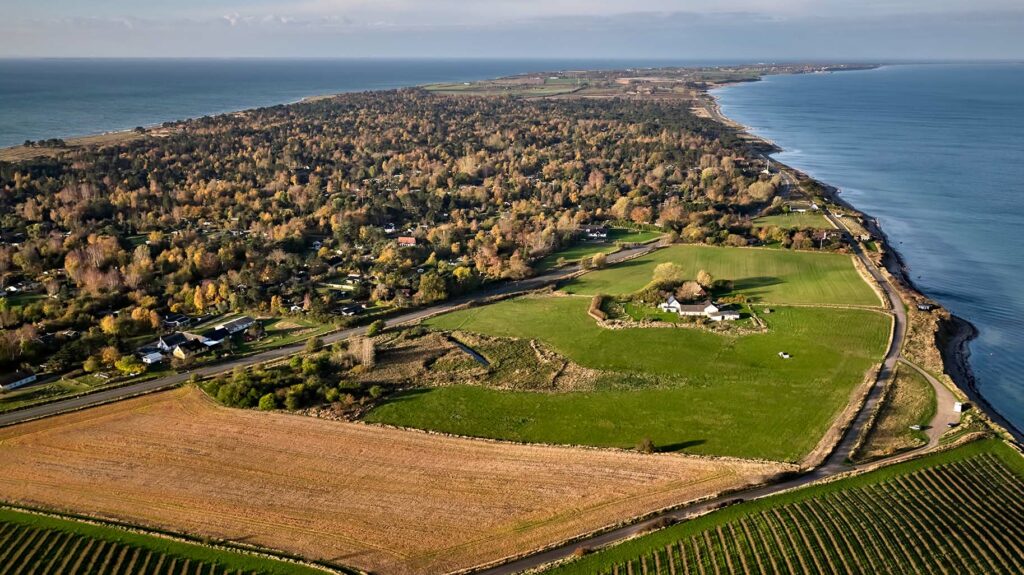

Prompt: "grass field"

[0,507,324,575]
[752,213,833,230]
[855,364,936,461]
[536,229,664,271]
[0,387,783,575]
[543,439,1024,575]
[562,245,880,306]
[367,299,890,460]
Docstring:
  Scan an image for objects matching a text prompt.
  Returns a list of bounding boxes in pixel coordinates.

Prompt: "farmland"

[368,300,890,461]
[562,245,881,306]
[544,439,1024,575]
[0,387,784,575]
[0,507,323,575]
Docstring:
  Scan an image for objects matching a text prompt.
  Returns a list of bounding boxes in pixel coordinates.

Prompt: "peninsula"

[0,63,1020,575]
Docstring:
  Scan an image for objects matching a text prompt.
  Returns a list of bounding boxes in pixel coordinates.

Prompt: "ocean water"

[714,63,1024,431]
[0,58,711,147]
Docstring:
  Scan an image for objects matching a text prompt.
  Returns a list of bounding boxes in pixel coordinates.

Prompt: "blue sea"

[714,63,1024,431]
[0,58,717,147]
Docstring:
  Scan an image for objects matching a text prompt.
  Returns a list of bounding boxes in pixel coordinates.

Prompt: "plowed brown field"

[0,387,784,575]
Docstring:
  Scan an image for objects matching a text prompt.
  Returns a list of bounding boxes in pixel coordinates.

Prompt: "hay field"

[0,387,784,575]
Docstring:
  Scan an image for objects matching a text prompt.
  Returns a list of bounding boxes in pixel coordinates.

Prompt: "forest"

[0,88,832,374]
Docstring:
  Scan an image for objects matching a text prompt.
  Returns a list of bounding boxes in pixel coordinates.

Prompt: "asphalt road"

[468,184,912,575]
[0,243,657,429]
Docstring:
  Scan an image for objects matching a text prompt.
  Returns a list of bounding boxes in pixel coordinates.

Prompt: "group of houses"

[137,315,257,365]
[658,296,741,322]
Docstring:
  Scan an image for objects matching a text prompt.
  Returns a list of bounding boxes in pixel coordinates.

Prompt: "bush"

[258,393,277,411]
[636,437,656,454]
[588,294,608,321]
[366,319,386,337]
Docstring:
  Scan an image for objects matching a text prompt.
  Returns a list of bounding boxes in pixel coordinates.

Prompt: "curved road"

[0,243,657,429]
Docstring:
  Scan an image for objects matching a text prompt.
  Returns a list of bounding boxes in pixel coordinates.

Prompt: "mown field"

[752,213,833,230]
[536,229,664,271]
[0,507,322,575]
[562,245,880,306]
[0,387,783,575]
[545,439,1024,575]
[368,300,890,460]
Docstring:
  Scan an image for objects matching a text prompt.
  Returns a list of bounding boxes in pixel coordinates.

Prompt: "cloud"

[1,1,1022,58]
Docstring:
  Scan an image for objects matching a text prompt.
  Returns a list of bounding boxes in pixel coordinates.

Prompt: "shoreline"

[706,81,1023,445]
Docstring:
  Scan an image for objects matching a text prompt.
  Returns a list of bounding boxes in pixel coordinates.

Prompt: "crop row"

[601,453,1024,575]
[0,523,256,575]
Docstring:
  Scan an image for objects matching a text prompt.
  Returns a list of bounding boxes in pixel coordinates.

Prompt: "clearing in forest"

[563,244,881,306]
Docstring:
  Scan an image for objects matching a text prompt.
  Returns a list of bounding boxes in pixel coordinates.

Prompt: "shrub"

[588,294,608,321]
[258,393,277,411]
[366,319,386,337]
[636,437,656,454]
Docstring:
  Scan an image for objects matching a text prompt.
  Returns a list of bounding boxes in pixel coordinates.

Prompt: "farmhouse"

[216,316,256,335]
[658,297,740,321]
[0,370,37,391]
[157,332,189,351]
[200,328,230,347]
[172,340,206,360]
[162,313,192,329]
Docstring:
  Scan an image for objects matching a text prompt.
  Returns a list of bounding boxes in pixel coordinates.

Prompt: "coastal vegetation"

[855,364,937,461]
[544,439,1024,575]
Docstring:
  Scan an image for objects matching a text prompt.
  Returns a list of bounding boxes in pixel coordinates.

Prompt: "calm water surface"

[715,64,1024,431]
[0,58,706,147]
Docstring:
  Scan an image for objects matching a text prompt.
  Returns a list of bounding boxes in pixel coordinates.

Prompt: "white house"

[141,352,165,365]
[658,297,740,321]
[579,225,608,239]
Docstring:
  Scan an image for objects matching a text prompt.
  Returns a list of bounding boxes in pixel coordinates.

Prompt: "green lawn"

[236,316,334,354]
[0,506,332,575]
[753,212,833,229]
[536,229,664,271]
[0,379,92,413]
[562,245,880,306]
[367,298,890,461]
[543,439,1024,575]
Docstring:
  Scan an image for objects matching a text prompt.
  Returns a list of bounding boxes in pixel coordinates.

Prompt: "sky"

[2,0,1023,60]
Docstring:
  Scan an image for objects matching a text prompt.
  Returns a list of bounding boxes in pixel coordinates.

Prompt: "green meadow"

[368,298,890,461]
[753,212,833,230]
[366,245,890,461]
[535,229,664,271]
[562,245,880,306]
